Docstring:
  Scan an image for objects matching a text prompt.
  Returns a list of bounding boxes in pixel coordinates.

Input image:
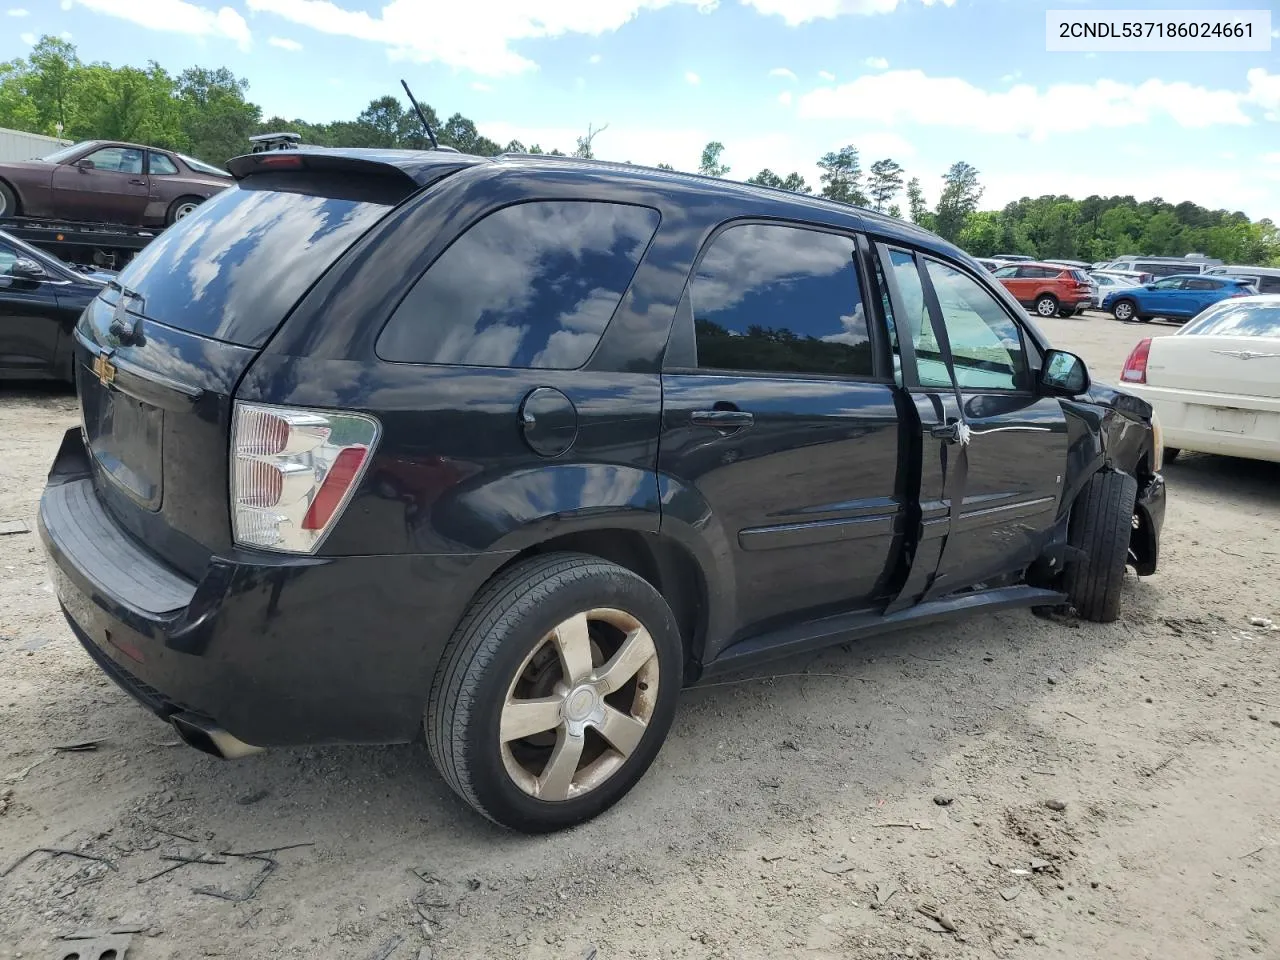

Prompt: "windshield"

[1182,301,1280,338]
[39,143,91,164]
[176,152,229,177]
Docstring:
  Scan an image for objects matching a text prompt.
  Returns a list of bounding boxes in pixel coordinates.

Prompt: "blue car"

[1103,273,1254,323]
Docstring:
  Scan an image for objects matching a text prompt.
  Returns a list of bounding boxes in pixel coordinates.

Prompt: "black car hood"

[1082,379,1153,422]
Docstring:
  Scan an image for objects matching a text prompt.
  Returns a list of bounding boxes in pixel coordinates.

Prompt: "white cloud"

[6,8,30,16]
[19,29,33,42]
[818,70,836,81]
[853,130,916,160]
[268,35,301,50]
[588,53,602,64]
[59,0,69,7]
[769,66,797,81]
[685,70,700,85]
[59,29,71,38]
[1246,68,1280,121]
[471,81,492,92]
[741,0,954,27]
[1001,70,1021,82]
[799,69,1255,141]
[69,0,251,49]
[777,90,793,106]
[864,56,888,69]
[245,0,716,76]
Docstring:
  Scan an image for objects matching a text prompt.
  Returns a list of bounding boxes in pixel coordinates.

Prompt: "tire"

[1137,316,1153,324]
[426,552,683,833]
[166,196,202,224]
[1064,470,1138,623]
[1034,294,1059,318]
[1163,447,1181,464]
[0,180,17,218]
[1111,299,1136,322]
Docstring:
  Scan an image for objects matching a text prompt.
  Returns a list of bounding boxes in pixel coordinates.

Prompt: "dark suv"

[39,149,1165,832]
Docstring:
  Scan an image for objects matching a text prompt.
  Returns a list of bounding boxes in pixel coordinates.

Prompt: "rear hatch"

[74,153,462,579]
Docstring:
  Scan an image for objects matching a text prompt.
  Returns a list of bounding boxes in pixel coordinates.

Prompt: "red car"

[991,261,1095,318]
[0,140,231,227]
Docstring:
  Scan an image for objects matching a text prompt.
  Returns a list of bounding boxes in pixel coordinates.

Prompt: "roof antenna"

[400,78,439,150]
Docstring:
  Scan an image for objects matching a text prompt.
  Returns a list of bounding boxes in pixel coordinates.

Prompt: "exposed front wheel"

[1065,470,1139,623]
[1111,299,1135,322]
[0,180,17,218]
[425,553,683,832]
[1035,295,1059,318]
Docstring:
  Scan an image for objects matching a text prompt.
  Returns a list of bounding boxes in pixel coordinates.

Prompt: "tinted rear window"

[106,180,393,346]
[378,200,660,369]
[1183,301,1280,337]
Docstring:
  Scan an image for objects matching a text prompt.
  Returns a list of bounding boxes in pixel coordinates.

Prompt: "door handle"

[128,179,146,185]
[691,410,753,430]
[930,421,969,444]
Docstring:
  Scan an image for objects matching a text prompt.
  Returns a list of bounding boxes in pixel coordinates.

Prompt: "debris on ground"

[53,739,105,753]
[1000,885,1022,901]
[1249,616,1273,629]
[1,847,117,879]
[0,519,29,535]
[933,795,954,806]
[1045,799,1067,812]
[54,931,134,959]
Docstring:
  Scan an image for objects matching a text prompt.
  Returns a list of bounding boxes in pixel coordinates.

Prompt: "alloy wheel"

[1114,301,1133,321]
[500,608,659,802]
[1036,297,1057,317]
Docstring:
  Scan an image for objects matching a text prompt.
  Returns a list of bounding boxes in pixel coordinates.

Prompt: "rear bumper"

[39,429,511,749]
[1136,389,1280,464]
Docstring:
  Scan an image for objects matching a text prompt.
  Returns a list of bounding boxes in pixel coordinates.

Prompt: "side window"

[690,223,872,377]
[85,147,144,175]
[149,152,179,175]
[888,248,930,348]
[920,259,1027,392]
[0,244,17,276]
[991,266,1018,278]
[1152,278,1184,290]
[1186,278,1216,291]
[378,201,660,369]
[1259,277,1280,294]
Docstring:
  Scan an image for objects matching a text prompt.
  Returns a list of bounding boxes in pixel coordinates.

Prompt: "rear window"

[1070,270,1091,283]
[1182,301,1280,338]
[106,178,394,346]
[378,200,660,369]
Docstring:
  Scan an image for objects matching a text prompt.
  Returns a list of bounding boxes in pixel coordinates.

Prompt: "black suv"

[39,149,1165,832]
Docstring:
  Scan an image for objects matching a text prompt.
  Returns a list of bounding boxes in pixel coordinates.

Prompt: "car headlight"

[1151,410,1163,472]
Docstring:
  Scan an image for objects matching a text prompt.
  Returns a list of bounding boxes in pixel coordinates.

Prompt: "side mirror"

[11,258,46,279]
[1040,349,1090,396]
[75,158,95,171]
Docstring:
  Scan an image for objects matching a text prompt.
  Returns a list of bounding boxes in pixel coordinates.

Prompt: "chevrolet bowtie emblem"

[92,353,117,387]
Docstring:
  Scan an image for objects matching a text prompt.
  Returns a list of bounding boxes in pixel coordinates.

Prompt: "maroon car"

[0,140,231,227]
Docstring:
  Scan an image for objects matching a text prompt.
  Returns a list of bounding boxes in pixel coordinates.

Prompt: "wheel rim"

[500,608,660,802]
[1115,302,1132,320]
[0,195,8,218]
[1037,299,1056,317]
[174,202,199,220]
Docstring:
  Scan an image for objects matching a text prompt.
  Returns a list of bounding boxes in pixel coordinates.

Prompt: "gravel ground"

[2,312,1278,960]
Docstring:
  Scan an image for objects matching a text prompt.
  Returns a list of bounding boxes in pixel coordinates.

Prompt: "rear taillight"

[1121,338,1152,384]
[231,402,380,554]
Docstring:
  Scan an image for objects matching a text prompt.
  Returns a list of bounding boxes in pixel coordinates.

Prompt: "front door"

[50,146,150,224]
[658,221,907,650]
[877,243,1068,605]
[0,243,64,374]
[1143,277,1186,316]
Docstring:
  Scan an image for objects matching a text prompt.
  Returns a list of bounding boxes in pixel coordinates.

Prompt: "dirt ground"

[2,312,1278,960]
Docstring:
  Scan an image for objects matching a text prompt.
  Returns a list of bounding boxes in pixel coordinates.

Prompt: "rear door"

[1144,277,1186,315]
[876,243,1068,605]
[50,145,150,224]
[658,221,906,647]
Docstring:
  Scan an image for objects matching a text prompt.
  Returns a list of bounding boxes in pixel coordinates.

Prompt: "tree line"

[3,36,1276,266]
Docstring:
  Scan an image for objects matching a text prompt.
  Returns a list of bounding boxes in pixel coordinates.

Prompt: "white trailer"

[0,126,71,163]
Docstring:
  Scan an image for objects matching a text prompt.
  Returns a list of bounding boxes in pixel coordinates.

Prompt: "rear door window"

[106,177,396,346]
[688,223,872,377]
[378,201,660,369]
[148,152,179,176]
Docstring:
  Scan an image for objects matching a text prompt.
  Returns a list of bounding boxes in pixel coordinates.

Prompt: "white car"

[1120,295,1280,463]
[1090,270,1149,308]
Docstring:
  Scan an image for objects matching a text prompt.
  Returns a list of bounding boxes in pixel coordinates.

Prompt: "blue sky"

[6,0,1279,219]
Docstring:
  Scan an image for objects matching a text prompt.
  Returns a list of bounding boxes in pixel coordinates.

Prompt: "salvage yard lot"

[1,313,1277,960]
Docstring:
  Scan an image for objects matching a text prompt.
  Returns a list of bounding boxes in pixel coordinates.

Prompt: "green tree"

[655,161,674,170]
[175,66,260,164]
[934,161,983,242]
[747,168,783,188]
[780,171,811,194]
[699,140,729,177]
[905,177,933,229]
[867,158,904,213]
[818,145,866,205]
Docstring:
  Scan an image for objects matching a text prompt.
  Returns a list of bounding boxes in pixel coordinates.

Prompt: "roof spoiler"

[225,147,484,188]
